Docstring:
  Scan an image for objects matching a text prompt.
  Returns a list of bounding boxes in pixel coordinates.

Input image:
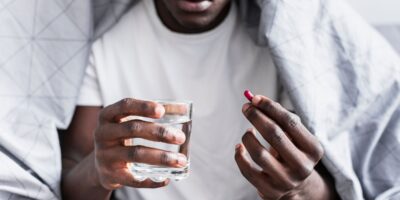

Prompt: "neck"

[155,1,231,34]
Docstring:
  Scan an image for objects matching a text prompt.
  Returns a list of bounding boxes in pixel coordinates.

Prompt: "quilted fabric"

[0,0,398,199]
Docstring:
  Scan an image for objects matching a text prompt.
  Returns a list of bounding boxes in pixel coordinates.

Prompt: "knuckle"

[155,126,169,141]
[295,162,314,180]
[285,112,301,129]
[281,180,297,191]
[311,143,325,162]
[253,148,268,164]
[129,146,142,161]
[255,151,273,170]
[268,125,284,146]
[261,99,276,112]
[276,181,299,197]
[160,152,171,165]
[127,121,142,135]
[270,124,281,135]
[140,102,153,113]
[120,98,135,111]
[273,174,298,191]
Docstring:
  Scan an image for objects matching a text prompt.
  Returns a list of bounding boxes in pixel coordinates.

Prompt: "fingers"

[105,168,170,189]
[234,144,284,199]
[116,146,187,168]
[95,98,189,190]
[96,120,186,144]
[251,95,323,160]
[97,146,185,190]
[163,103,190,116]
[242,103,305,168]
[241,130,292,187]
[124,177,169,188]
[99,98,165,123]
[239,94,326,198]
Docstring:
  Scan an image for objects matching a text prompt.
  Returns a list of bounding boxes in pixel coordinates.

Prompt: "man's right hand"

[93,98,187,190]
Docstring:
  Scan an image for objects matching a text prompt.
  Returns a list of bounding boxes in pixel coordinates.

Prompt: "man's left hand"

[235,95,336,200]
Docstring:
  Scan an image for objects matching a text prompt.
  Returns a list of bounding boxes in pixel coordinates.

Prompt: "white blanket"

[0,0,399,199]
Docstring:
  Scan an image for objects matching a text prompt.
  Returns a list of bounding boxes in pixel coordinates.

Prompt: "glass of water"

[125,100,193,182]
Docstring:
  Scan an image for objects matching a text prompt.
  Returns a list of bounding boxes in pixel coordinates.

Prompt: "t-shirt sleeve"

[76,54,103,106]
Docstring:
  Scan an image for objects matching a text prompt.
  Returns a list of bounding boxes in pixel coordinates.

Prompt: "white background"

[346,0,400,25]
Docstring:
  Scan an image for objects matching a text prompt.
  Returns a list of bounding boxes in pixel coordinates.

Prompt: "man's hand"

[235,95,336,200]
[94,98,187,190]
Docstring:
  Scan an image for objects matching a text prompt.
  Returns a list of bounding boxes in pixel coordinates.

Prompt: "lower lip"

[177,0,213,12]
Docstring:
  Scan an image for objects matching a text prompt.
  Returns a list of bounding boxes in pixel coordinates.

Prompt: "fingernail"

[246,128,255,133]
[177,154,187,167]
[242,104,250,112]
[176,131,186,144]
[167,127,186,144]
[155,105,165,117]
[252,95,261,105]
[235,143,242,153]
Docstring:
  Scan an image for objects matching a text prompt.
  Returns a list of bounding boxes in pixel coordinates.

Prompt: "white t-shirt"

[78,1,285,199]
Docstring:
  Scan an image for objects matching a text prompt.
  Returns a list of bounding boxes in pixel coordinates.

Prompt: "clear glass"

[125,100,193,182]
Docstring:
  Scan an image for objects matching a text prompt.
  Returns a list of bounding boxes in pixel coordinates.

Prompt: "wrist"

[88,152,113,194]
[292,170,338,200]
[62,152,113,200]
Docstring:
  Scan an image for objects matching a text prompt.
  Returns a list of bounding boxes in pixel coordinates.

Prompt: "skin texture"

[60,1,235,199]
[60,1,339,199]
[235,95,340,199]
[60,97,339,200]
[156,0,231,33]
[60,100,188,200]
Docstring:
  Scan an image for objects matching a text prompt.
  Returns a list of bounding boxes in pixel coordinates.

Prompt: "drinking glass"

[125,100,193,182]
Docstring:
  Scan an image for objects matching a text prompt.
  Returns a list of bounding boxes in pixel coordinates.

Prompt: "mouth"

[177,0,213,13]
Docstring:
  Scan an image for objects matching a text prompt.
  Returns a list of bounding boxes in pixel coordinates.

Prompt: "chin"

[178,16,214,30]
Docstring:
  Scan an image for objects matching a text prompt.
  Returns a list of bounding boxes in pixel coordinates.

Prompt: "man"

[59,0,398,199]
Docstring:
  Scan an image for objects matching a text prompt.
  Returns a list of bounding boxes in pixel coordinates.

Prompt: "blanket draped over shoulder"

[0,0,398,199]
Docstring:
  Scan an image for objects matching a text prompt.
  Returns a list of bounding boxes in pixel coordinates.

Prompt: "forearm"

[61,152,112,200]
